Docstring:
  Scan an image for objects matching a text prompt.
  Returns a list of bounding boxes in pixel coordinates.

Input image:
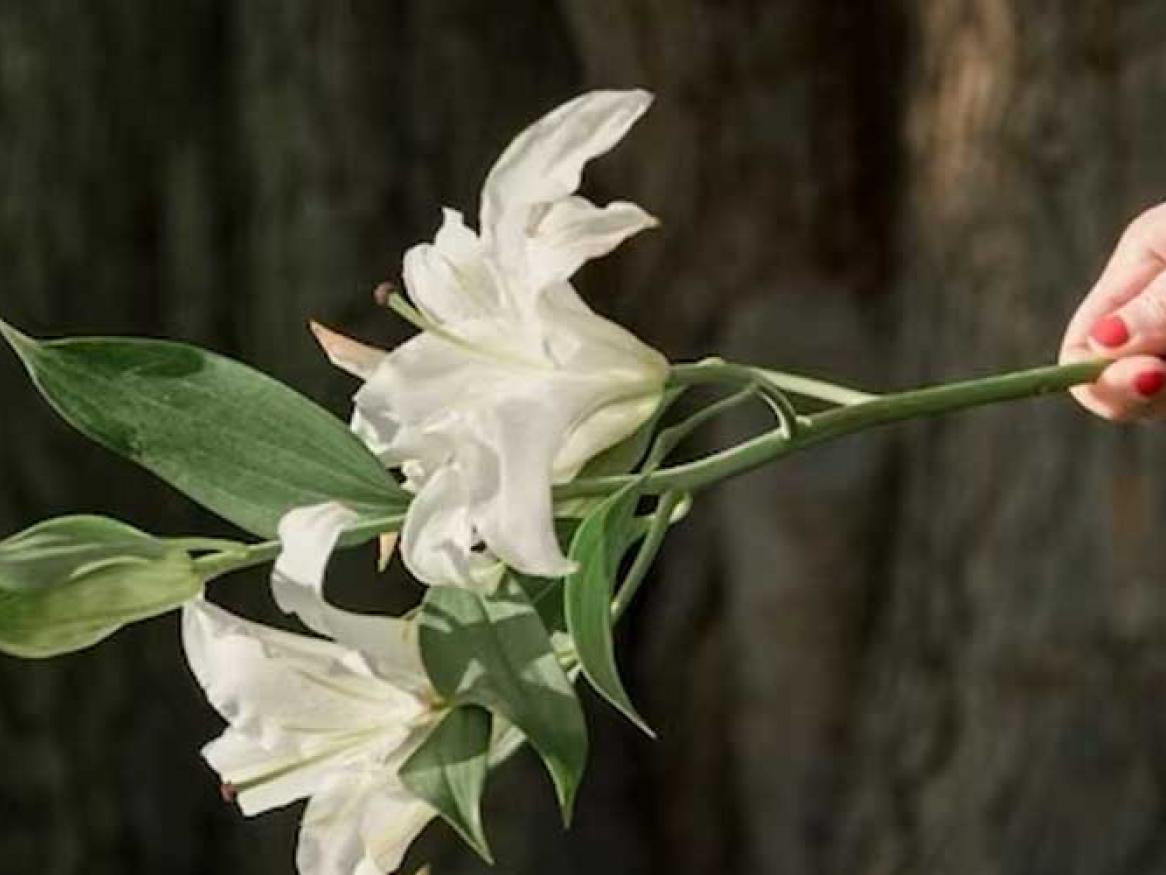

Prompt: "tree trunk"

[839,4,1166,875]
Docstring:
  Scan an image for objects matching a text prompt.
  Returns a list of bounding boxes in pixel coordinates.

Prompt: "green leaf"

[512,572,567,635]
[0,516,173,592]
[564,482,655,737]
[0,321,407,537]
[508,518,585,635]
[400,705,494,864]
[0,520,201,658]
[418,576,588,822]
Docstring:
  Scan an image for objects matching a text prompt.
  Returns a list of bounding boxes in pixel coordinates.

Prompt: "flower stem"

[612,491,683,621]
[193,360,1106,581]
[562,359,1107,499]
[193,512,406,582]
[669,359,878,406]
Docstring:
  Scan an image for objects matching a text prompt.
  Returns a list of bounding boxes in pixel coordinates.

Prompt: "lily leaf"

[417,576,588,823]
[400,705,494,864]
[0,321,407,538]
[0,517,201,657]
[564,482,655,737]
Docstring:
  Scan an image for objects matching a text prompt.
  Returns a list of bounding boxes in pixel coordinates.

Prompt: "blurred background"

[4,2,1166,874]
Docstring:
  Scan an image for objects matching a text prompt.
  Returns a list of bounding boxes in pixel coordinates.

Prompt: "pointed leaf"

[0,322,407,537]
[400,705,494,863]
[417,577,587,822]
[564,482,654,737]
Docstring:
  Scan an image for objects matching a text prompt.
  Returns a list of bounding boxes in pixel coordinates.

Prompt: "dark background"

[4,2,1166,874]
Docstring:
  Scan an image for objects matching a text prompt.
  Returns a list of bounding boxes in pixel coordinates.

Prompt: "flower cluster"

[0,68,1110,875]
[184,90,668,874]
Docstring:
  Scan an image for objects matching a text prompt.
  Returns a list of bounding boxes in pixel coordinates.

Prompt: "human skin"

[1061,204,1166,420]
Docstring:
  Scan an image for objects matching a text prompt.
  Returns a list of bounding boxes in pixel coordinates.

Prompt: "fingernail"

[1091,314,1129,348]
[1134,370,1165,398]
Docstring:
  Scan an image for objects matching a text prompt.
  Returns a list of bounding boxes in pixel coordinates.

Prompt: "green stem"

[193,512,406,581]
[167,536,248,554]
[670,360,878,406]
[613,491,683,621]
[644,385,757,470]
[192,359,1105,581]
[561,359,1107,500]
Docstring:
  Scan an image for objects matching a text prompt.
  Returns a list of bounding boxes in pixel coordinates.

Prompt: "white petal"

[552,392,662,481]
[272,503,359,632]
[309,323,387,380]
[203,728,339,816]
[464,389,584,578]
[528,195,658,289]
[272,503,431,690]
[350,402,454,479]
[401,464,503,589]
[297,772,434,875]
[480,90,653,238]
[537,289,669,378]
[402,208,501,325]
[182,600,424,758]
[355,330,516,440]
[349,407,397,464]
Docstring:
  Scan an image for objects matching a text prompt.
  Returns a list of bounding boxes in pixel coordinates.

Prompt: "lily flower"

[313,89,669,588]
[183,505,441,875]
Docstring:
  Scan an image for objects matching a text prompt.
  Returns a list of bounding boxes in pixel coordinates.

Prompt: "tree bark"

[839,4,1166,875]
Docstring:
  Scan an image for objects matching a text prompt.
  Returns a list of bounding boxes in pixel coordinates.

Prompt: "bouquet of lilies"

[0,91,1105,875]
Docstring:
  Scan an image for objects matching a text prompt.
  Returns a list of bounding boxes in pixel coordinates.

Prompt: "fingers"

[1066,354,1166,421]
[1084,269,1166,359]
[1059,255,1161,363]
[1059,205,1166,421]
[1060,218,1166,364]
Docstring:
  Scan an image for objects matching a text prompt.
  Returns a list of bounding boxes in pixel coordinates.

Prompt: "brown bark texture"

[1,2,1164,875]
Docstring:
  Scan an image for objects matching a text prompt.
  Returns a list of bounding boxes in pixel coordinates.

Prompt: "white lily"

[183,506,441,875]
[314,89,668,588]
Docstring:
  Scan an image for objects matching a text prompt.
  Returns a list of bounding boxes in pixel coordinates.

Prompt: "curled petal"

[402,209,501,325]
[272,503,358,625]
[528,195,658,289]
[272,503,429,690]
[465,390,584,579]
[481,90,653,239]
[400,465,503,589]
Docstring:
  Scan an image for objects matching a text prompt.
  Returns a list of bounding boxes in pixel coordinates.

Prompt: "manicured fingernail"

[1091,314,1129,348]
[1134,370,1165,398]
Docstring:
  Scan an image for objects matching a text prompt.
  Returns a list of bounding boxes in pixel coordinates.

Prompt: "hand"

[1061,205,1166,420]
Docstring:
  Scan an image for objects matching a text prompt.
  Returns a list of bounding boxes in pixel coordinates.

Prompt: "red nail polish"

[1091,314,1129,348]
[1134,370,1165,398]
